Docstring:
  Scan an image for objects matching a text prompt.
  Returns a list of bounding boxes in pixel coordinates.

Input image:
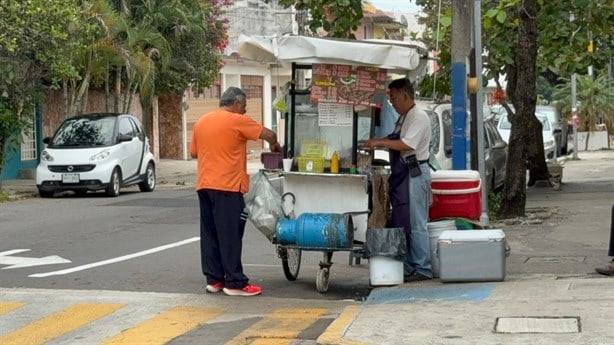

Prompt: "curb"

[316,305,371,345]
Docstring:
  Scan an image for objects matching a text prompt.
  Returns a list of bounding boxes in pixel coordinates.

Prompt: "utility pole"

[472,0,488,226]
[451,0,472,170]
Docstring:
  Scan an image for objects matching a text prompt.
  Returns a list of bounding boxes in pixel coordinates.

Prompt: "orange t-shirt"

[190,109,263,193]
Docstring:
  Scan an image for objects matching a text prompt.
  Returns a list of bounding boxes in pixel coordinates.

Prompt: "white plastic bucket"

[428,220,457,278]
[369,256,403,286]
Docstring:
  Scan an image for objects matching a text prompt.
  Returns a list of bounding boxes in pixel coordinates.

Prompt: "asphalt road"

[0,187,371,301]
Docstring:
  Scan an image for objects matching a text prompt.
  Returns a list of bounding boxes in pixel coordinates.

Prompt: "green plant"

[488,190,503,223]
[0,189,9,203]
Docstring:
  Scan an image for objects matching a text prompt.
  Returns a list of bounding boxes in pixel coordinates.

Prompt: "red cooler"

[429,170,481,220]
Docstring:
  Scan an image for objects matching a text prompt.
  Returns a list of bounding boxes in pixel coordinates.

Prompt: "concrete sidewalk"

[318,150,614,345]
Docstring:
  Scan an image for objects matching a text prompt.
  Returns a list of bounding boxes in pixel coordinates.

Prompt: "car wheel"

[138,162,156,192]
[39,190,54,198]
[105,168,121,197]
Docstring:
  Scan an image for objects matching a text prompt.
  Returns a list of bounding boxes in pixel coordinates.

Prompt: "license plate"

[62,173,80,183]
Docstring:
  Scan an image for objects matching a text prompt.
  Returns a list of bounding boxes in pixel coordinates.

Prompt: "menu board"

[311,64,387,107]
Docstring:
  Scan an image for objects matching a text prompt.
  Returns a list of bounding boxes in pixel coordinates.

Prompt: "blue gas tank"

[276,213,353,248]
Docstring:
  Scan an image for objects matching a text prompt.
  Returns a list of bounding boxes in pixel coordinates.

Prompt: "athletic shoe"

[595,259,614,276]
[205,281,225,293]
[223,284,262,296]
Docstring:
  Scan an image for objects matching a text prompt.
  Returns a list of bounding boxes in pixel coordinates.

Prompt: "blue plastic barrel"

[276,213,353,248]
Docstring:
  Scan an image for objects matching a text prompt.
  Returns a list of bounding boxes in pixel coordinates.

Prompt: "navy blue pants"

[609,204,614,257]
[197,189,249,289]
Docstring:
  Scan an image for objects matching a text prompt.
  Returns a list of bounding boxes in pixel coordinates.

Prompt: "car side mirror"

[444,146,452,157]
[43,137,51,144]
[118,134,133,142]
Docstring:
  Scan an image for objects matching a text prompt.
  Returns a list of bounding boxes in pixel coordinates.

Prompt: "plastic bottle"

[330,151,339,173]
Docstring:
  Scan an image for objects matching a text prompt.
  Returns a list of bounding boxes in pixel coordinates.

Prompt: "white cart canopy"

[231,34,428,76]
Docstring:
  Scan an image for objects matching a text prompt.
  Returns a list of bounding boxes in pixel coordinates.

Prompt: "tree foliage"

[552,74,614,149]
[0,0,229,172]
[415,0,614,95]
[0,0,87,170]
[273,0,364,38]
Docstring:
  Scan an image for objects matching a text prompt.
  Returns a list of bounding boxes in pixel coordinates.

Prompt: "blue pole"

[451,62,467,170]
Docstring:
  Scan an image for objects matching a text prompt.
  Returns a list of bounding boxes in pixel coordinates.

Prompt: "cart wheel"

[281,248,301,281]
[316,267,330,293]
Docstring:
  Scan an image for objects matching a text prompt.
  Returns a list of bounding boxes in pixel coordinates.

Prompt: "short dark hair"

[388,78,415,99]
[219,87,246,107]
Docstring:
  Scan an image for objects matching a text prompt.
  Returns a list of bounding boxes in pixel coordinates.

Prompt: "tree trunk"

[499,0,538,218]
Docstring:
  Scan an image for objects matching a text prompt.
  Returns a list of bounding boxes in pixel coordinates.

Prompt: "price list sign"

[310,64,387,107]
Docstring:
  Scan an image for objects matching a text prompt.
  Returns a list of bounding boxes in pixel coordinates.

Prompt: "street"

[0,186,369,343]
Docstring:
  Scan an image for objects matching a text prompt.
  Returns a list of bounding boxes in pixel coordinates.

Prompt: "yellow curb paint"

[0,303,124,345]
[0,302,25,315]
[227,308,327,345]
[316,305,370,345]
[103,306,224,345]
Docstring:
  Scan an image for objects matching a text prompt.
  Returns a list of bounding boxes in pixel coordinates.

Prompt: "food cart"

[235,34,428,292]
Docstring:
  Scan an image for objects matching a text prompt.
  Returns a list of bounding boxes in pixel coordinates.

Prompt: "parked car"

[426,102,507,190]
[36,113,156,198]
[492,104,567,156]
[497,113,557,163]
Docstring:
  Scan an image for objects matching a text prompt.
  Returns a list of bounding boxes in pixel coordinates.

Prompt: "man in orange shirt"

[190,87,281,296]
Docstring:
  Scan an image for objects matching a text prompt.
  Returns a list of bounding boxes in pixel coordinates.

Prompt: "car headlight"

[40,150,54,162]
[544,139,554,148]
[90,149,111,161]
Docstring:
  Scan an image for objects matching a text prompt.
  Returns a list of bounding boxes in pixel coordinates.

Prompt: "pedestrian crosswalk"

[0,289,354,345]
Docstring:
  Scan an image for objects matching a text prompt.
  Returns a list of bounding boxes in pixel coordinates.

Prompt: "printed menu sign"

[311,64,387,107]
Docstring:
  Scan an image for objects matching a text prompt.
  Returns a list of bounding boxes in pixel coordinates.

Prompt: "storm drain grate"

[494,316,581,333]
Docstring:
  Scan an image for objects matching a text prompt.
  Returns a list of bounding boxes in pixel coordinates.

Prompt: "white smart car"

[36,113,156,198]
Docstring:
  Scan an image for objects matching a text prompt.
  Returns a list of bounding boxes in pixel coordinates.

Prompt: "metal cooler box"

[437,229,510,282]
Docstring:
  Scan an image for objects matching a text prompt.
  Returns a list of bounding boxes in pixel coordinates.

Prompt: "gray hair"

[219,87,246,107]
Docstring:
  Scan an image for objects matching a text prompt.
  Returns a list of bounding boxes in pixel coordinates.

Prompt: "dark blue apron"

[387,117,411,237]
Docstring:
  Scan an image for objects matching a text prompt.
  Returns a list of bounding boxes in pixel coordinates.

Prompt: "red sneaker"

[222,284,262,296]
[205,281,225,293]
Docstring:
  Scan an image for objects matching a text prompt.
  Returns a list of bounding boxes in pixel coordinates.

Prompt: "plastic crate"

[297,156,325,173]
[300,140,327,157]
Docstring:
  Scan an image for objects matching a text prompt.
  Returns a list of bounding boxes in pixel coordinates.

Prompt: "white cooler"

[437,229,510,282]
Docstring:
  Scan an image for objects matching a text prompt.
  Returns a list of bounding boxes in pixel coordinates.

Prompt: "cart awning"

[230,35,429,76]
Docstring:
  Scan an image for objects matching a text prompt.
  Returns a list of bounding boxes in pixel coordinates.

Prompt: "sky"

[366,0,421,13]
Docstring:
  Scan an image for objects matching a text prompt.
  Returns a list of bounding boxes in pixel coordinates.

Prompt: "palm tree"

[553,73,614,150]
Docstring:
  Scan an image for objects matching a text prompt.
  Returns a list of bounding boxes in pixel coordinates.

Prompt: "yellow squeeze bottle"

[330,151,339,173]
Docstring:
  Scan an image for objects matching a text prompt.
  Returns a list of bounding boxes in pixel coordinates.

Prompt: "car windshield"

[51,117,115,147]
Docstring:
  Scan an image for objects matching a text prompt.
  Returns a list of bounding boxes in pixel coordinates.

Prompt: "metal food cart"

[235,35,428,292]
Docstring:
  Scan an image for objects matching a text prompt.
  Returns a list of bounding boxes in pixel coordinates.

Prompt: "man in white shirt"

[365,78,433,281]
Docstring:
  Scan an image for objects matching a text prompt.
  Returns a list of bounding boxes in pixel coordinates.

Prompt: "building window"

[21,117,37,160]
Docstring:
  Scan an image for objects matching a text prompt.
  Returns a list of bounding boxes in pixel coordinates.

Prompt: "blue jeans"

[406,163,432,277]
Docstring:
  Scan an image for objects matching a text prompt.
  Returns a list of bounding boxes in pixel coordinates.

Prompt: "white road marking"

[0,249,72,269]
[29,237,200,278]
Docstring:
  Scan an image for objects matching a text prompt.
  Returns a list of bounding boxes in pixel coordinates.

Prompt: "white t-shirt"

[400,105,431,161]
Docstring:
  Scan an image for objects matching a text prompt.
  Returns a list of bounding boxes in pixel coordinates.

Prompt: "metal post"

[473,0,488,226]
[451,0,472,170]
[571,73,579,159]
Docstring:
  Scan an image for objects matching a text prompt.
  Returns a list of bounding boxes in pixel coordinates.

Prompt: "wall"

[576,131,610,151]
